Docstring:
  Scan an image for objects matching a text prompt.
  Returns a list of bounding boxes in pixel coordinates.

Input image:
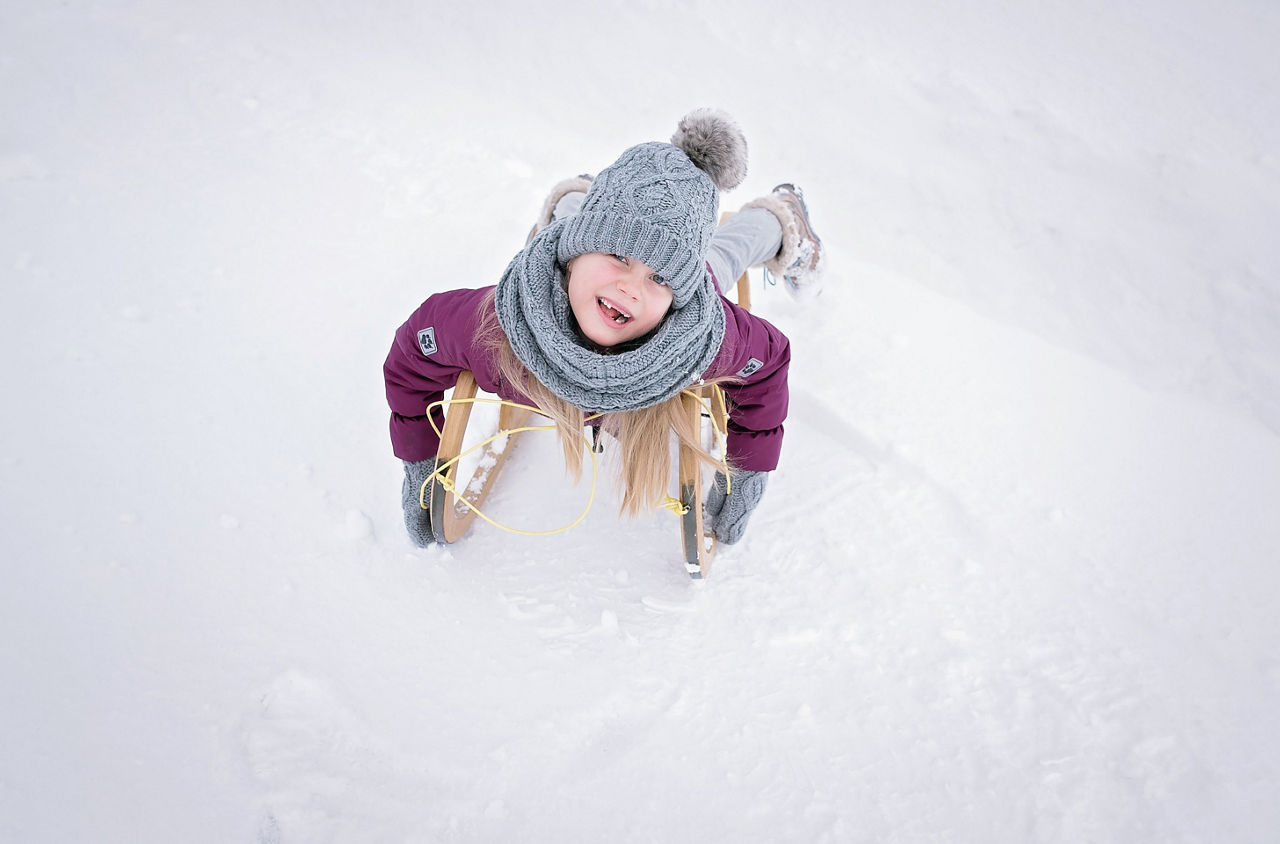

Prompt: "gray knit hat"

[557,109,749,308]
[495,109,749,413]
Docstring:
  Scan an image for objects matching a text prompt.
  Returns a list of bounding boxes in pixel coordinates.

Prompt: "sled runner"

[676,379,731,578]
[426,252,752,578]
[425,370,532,544]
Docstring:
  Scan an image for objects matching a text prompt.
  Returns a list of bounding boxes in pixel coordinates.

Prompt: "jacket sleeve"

[708,297,791,472]
[383,287,493,462]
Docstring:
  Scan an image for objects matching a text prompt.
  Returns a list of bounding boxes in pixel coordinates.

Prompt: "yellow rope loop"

[679,382,733,495]
[662,496,690,515]
[418,395,603,537]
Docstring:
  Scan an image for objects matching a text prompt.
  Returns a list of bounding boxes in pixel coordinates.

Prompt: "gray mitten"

[401,458,439,547]
[703,469,769,545]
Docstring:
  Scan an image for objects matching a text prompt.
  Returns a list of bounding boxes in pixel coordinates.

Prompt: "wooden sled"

[428,229,752,577]
[680,214,752,578]
[426,370,532,544]
[677,378,731,579]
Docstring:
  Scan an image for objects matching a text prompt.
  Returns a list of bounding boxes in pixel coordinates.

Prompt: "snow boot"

[742,183,825,298]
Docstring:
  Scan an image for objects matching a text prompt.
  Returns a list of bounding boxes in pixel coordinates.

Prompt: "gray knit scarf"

[494,219,726,413]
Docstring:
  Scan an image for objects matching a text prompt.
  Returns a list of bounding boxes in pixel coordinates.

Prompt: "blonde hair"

[477,289,725,516]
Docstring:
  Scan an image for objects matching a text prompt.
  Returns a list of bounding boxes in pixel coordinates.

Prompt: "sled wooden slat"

[679,232,750,577]
[679,382,732,579]
[429,370,531,544]
[733,257,751,312]
[678,389,711,577]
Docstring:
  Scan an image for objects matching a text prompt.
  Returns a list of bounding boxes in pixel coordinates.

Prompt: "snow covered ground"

[3,1,1279,841]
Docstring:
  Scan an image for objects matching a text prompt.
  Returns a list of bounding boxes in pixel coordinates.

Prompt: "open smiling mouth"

[597,297,633,326]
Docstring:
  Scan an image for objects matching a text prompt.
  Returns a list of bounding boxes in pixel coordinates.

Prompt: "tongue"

[601,301,626,322]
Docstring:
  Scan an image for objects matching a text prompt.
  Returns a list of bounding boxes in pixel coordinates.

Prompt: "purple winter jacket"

[384,286,790,472]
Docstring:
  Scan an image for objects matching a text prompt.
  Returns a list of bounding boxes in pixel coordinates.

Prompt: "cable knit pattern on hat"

[557,143,717,308]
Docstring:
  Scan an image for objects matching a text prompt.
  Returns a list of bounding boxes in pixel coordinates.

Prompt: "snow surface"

[3,1,1280,841]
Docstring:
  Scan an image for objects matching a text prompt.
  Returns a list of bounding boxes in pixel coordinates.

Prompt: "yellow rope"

[684,382,733,495]
[660,383,732,515]
[419,395,603,537]
[417,383,732,537]
[661,496,690,515]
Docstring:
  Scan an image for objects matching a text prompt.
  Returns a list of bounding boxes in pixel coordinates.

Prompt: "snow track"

[3,1,1278,841]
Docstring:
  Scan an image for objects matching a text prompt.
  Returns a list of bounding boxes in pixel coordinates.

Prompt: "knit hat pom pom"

[671,108,748,192]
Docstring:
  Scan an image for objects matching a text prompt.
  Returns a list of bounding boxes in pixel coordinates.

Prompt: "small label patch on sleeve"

[736,357,764,378]
[417,326,438,357]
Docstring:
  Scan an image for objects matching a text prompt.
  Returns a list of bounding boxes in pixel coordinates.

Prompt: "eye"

[612,254,629,265]
[650,274,667,286]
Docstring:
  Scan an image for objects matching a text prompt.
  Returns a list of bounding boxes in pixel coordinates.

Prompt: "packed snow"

[3,1,1279,841]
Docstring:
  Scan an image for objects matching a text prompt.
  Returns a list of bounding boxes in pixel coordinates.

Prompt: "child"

[384,109,824,548]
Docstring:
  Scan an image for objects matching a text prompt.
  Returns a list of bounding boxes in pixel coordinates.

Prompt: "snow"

[3,1,1279,841]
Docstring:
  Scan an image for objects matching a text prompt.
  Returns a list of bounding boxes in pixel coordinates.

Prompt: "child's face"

[565,252,674,347]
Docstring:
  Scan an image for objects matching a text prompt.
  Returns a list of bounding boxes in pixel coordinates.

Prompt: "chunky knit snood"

[494,219,726,413]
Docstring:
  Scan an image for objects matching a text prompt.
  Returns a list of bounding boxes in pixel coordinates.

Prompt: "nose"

[615,262,645,299]
[615,274,639,300]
